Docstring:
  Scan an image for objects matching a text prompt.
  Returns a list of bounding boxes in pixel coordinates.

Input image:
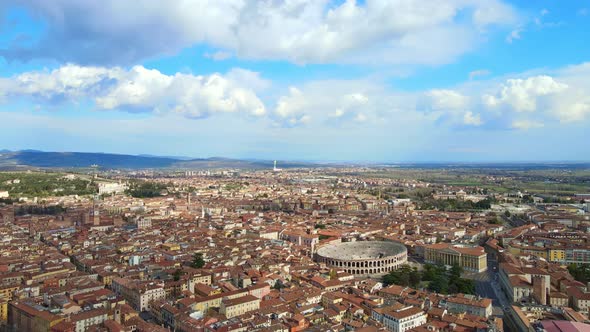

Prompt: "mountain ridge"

[0,150,314,169]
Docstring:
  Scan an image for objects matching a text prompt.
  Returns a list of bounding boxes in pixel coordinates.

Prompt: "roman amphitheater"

[315,241,407,277]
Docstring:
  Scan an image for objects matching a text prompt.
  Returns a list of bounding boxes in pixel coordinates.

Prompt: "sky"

[0,0,589,162]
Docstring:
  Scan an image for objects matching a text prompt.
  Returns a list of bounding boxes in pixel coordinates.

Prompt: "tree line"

[125,180,168,198]
[382,263,475,295]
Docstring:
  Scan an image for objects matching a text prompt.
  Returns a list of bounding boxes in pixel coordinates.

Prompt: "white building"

[71,309,108,332]
[0,191,8,198]
[446,295,493,318]
[98,182,127,195]
[381,306,427,332]
[220,295,261,318]
[136,217,152,229]
[112,278,166,312]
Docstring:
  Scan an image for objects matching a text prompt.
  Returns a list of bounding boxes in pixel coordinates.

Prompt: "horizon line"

[1,149,590,165]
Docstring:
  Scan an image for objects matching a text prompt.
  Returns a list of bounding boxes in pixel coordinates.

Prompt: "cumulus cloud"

[1,0,518,65]
[422,89,481,126]
[3,62,590,130]
[0,65,119,102]
[275,87,311,126]
[271,63,590,129]
[0,64,266,118]
[483,76,567,112]
[415,65,590,129]
[271,80,404,127]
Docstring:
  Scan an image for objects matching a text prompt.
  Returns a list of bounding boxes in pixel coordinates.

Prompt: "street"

[464,254,511,318]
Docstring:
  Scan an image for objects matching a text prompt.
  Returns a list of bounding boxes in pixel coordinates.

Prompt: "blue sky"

[0,0,589,162]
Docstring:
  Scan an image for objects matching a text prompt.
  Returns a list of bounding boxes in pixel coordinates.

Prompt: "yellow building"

[0,301,7,323]
[161,243,181,251]
[0,285,19,302]
[549,248,566,263]
[8,301,64,332]
[98,272,115,286]
[220,295,260,318]
[0,284,19,323]
[424,243,487,272]
[521,246,548,259]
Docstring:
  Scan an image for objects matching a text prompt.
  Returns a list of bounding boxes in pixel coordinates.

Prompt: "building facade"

[424,243,487,272]
[381,306,427,332]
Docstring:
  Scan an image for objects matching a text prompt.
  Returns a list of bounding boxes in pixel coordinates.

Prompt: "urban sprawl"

[0,166,589,332]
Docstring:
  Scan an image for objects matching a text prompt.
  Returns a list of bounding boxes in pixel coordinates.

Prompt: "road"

[501,214,528,227]
[464,254,511,318]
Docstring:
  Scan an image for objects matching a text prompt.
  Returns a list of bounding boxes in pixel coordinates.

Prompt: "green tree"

[568,264,590,283]
[450,263,463,279]
[173,269,183,281]
[428,275,449,294]
[273,279,286,290]
[191,253,205,269]
[409,268,421,287]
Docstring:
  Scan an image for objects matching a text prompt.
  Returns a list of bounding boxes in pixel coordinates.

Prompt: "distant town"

[0,163,588,332]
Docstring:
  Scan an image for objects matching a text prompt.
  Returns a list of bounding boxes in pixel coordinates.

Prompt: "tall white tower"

[273,160,281,172]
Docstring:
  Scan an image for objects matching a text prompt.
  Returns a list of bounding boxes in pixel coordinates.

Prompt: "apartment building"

[383,306,427,332]
[220,294,260,318]
[445,295,493,318]
[111,278,166,312]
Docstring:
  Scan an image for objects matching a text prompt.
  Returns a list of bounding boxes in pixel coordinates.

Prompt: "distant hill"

[0,150,319,169]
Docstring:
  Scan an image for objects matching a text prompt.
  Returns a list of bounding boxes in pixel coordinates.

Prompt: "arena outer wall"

[314,241,408,277]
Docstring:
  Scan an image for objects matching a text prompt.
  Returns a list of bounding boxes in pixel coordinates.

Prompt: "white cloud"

[556,102,590,123]
[463,111,483,126]
[506,8,562,44]
[472,0,518,27]
[272,82,382,127]
[422,89,481,126]
[354,113,367,122]
[416,65,590,128]
[3,62,590,130]
[483,76,567,112]
[3,64,120,100]
[204,51,232,61]
[511,120,544,130]
[225,68,271,92]
[275,87,309,123]
[506,27,523,43]
[2,0,519,65]
[426,89,469,111]
[1,64,266,119]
